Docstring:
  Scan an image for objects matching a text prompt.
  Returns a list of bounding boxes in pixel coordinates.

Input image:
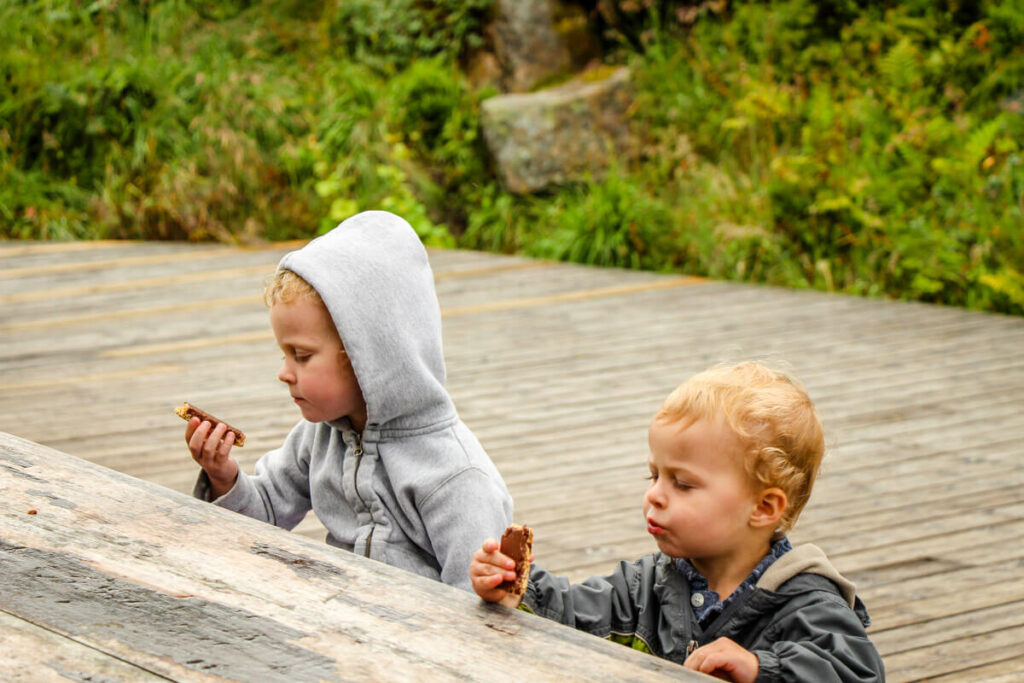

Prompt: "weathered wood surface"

[1,431,702,682]
[2,238,1023,681]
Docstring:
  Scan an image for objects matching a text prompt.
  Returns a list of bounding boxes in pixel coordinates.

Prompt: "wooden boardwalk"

[2,238,1023,681]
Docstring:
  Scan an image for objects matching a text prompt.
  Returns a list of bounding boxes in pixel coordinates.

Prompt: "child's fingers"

[472,549,514,576]
[202,422,228,459]
[489,551,516,572]
[684,638,758,683]
[214,430,236,463]
[184,416,201,442]
[475,560,516,584]
[187,420,212,461]
[476,540,517,571]
[188,421,235,467]
[472,568,507,588]
[196,419,221,462]
[470,565,512,602]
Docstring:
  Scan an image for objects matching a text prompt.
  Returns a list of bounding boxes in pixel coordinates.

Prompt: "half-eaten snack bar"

[174,402,246,447]
[498,523,533,596]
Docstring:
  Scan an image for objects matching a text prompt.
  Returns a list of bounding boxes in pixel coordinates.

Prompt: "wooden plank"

[0,238,136,256]
[0,610,164,682]
[881,624,1024,682]
[870,601,1024,655]
[0,431,703,682]
[923,656,1024,682]
[861,558,1024,612]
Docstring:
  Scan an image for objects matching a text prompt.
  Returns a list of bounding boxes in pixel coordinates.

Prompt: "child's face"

[643,416,760,562]
[270,298,367,430]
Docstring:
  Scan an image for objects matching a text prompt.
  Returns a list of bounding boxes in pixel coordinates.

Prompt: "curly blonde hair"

[263,269,323,308]
[655,361,825,535]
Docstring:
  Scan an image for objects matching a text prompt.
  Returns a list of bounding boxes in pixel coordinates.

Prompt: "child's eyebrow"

[660,461,702,480]
[278,341,311,355]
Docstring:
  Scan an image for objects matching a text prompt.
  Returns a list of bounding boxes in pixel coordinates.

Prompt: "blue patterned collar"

[674,537,792,626]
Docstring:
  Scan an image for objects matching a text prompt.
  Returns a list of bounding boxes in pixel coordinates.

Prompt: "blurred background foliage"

[1,0,1022,315]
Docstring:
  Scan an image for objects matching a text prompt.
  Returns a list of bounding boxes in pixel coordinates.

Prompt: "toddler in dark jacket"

[471,361,884,682]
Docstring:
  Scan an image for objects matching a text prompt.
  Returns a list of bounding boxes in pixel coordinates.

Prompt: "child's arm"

[523,559,646,633]
[418,467,512,590]
[470,538,524,608]
[470,539,646,639]
[185,417,239,499]
[743,591,885,682]
[684,638,759,683]
[189,420,315,531]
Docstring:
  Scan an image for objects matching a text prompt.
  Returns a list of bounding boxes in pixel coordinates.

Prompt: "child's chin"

[298,408,322,422]
[653,538,687,559]
[652,537,674,554]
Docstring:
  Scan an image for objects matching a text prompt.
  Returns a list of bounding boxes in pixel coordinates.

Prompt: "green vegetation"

[2,1,1022,315]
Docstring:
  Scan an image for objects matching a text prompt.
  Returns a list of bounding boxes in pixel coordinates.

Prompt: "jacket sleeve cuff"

[193,471,265,518]
[521,571,540,612]
[192,470,215,501]
[754,649,781,682]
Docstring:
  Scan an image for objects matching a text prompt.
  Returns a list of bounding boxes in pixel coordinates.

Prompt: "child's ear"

[750,487,787,529]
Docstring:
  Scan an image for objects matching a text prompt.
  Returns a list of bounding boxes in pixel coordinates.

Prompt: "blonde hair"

[263,269,323,308]
[655,361,825,534]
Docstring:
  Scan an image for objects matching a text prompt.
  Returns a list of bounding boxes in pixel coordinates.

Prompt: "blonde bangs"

[263,269,322,307]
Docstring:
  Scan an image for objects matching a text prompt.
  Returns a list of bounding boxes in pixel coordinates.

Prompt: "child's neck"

[690,537,773,600]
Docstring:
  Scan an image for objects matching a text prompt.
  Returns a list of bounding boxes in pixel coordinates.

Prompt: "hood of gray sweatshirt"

[197,211,513,590]
[280,210,453,430]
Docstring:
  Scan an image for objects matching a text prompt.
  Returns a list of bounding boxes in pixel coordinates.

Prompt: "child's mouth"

[646,518,665,535]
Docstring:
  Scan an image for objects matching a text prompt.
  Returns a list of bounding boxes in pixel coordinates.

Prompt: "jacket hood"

[757,543,857,607]
[756,543,872,628]
[277,211,454,430]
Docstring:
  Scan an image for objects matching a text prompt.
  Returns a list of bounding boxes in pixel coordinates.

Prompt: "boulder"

[491,0,575,92]
[481,67,634,194]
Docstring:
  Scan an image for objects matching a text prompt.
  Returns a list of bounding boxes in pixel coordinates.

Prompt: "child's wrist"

[208,466,238,496]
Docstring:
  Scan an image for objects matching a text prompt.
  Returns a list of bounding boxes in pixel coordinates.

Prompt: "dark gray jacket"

[523,544,885,682]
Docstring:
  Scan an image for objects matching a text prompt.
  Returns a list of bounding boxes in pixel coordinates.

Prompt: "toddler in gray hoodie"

[184,210,513,590]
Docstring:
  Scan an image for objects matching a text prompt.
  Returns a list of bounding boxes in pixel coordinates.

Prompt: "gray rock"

[492,0,574,92]
[481,67,634,194]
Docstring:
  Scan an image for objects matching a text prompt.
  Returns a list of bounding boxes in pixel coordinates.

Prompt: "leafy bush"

[326,0,495,73]
[2,0,1022,316]
[624,0,1024,314]
[528,172,677,270]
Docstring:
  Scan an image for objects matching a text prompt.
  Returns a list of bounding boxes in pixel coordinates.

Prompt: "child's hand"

[684,637,759,683]
[470,538,524,608]
[185,417,239,499]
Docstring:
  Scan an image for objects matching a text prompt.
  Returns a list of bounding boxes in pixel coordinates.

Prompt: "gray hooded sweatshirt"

[195,210,514,590]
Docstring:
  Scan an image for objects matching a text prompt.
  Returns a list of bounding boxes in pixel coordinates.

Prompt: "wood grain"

[2,238,1023,681]
[1,431,700,681]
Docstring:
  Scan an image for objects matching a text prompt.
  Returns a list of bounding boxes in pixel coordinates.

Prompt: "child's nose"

[644,480,666,507]
[278,362,295,384]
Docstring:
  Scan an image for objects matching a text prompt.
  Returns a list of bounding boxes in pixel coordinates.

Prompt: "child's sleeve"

[752,594,885,682]
[418,466,513,590]
[521,558,652,640]
[193,422,313,530]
